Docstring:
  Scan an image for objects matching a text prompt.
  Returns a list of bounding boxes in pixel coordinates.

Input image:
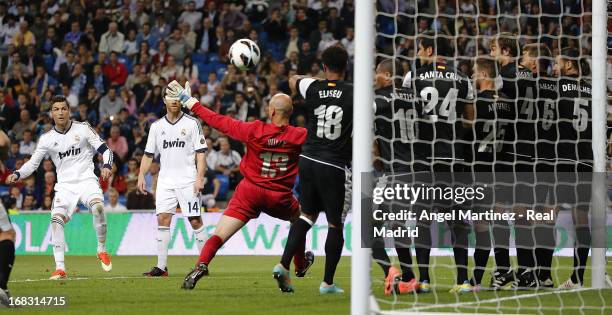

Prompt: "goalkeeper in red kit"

[163,80,314,290]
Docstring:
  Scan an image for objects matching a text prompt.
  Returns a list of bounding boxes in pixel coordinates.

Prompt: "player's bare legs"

[50,213,68,279]
[90,198,112,272]
[182,215,246,290]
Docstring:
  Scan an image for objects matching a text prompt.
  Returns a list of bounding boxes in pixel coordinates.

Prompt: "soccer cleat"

[143,266,168,277]
[272,264,294,293]
[449,281,473,294]
[181,263,209,290]
[490,270,515,290]
[319,282,344,294]
[558,279,582,290]
[418,280,431,293]
[513,269,538,290]
[49,269,67,280]
[384,266,402,296]
[539,278,554,289]
[97,252,112,272]
[394,278,419,295]
[295,251,315,278]
[0,289,10,308]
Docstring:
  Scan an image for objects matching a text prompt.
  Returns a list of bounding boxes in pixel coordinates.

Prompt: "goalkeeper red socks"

[198,235,223,266]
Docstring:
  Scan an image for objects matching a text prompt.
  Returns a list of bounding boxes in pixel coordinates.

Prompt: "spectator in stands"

[11,109,35,141]
[41,194,53,210]
[179,55,199,86]
[32,65,58,96]
[161,55,179,82]
[101,159,127,195]
[298,41,317,74]
[152,40,170,66]
[179,1,203,32]
[6,143,21,170]
[69,63,87,99]
[208,137,241,189]
[124,29,139,57]
[99,88,126,121]
[196,17,216,54]
[107,126,129,161]
[105,187,127,212]
[99,22,125,54]
[21,193,37,211]
[12,21,35,48]
[18,129,35,155]
[43,171,56,197]
[103,51,129,87]
[341,27,355,60]
[167,27,190,61]
[64,20,82,46]
[9,186,22,210]
[264,8,287,43]
[90,63,109,95]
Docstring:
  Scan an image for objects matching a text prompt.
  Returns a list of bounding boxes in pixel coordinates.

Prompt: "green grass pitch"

[7,255,612,314]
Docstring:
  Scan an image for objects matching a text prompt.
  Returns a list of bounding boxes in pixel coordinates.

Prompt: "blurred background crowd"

[0,0,607,213]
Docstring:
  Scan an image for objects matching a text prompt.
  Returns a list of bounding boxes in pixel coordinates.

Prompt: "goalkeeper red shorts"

[223,179,300,223]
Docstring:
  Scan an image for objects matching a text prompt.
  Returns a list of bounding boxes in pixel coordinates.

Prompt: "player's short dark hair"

[321,45,348,74]
[560,47,590,76]
[377,59,404,77]
[475,57,497,79]
[51,95,68,107]
[419,31,454,57]
[523,43,552,73]
[494,32,518,57]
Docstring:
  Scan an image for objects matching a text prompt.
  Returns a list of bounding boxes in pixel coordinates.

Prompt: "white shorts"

[0,203,12,232]
[52,179,104,219]
[155,183,201,217]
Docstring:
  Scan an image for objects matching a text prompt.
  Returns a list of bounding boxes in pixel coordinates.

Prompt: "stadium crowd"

[0,0,603,212]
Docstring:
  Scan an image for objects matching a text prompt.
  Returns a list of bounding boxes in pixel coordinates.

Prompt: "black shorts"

[298,156,346,226]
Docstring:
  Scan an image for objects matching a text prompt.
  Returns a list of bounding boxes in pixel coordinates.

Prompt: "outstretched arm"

[7,140,47,183]
[190,102,253,143]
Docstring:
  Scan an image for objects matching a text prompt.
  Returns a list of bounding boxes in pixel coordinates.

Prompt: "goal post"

[352,0,609,313]
[352,0,375,314]
[589,0,608,290]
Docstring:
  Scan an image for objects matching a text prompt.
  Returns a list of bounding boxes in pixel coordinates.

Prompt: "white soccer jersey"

[17,121,109,184]
[144,113,207,189]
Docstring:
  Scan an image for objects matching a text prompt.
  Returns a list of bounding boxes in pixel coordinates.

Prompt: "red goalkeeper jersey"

[191,102,307,192]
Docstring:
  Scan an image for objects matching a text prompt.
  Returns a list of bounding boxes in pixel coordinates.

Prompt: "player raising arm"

[6,96,113,279]
[138,88,208,277]
[166,81,311,290]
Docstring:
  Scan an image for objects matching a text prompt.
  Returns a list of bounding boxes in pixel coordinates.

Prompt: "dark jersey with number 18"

[557,77,593,167]
[374,85,417,173]
[403,63,473,163]
[297,78,353,168]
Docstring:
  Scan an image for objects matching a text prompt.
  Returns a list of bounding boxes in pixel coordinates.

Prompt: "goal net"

[351,0,611,314]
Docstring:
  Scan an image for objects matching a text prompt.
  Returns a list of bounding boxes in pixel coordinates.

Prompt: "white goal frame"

[351,0,609,313]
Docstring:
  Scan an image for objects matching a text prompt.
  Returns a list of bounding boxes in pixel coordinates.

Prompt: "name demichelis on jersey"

[145,113,207,188]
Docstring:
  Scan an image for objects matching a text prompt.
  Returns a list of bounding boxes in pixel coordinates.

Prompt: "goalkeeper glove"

[166,80,198,110]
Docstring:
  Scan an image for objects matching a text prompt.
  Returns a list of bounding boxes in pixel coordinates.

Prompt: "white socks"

[91,202,107,253]
[51,216,66,271]
[194,225,207,252]
[157,226,171,270]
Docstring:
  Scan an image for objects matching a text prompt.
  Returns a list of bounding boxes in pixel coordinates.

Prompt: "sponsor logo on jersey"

[58,146,81,159]
[266,138,286,148]
[162,138,186,149]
